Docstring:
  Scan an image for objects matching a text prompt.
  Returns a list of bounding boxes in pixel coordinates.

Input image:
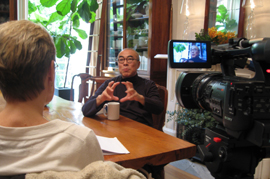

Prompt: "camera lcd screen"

[168,40,212,68]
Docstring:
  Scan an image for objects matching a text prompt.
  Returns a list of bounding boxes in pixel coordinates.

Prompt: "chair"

[147,84,168,179]
[70,73,92,102]
[70,73,110,103]
[152,84,168,132]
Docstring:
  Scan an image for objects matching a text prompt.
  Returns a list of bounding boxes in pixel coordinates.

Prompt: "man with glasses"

[82,48,163,127]
[188,45,205,63]
[82,48,165,179]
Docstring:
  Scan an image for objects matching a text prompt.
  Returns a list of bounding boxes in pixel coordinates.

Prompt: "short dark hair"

[0,20,56,102]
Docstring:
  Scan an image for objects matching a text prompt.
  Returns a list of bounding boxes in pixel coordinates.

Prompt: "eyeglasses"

[54,61,59,69]
[118,57,138,64]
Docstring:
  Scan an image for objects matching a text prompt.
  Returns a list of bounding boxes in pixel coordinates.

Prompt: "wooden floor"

[164,164,200,179]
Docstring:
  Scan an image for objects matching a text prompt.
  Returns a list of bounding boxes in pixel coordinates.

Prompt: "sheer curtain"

[88,1,103,76]
[17,0,28,20]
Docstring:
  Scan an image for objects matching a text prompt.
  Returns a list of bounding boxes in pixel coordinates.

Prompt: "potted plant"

[195,27,237,45]
[28,0,99,100]
[195,4,238,46]
[167,107,219,161]
[167,107,218,145]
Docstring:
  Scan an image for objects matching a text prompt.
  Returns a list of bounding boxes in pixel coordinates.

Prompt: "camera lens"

[175,71,223,111]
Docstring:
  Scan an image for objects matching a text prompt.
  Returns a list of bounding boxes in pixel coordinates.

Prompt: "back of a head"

[0,20,56,102]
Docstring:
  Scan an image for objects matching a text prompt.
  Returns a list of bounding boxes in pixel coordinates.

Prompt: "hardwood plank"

[164,164,200,179]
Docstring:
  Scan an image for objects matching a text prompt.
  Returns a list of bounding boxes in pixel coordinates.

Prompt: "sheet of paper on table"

[96,136,130,155]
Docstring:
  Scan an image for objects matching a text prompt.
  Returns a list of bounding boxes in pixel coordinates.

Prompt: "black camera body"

[200,126,266,179]
[169,38,270,179]
[176,71,270,146]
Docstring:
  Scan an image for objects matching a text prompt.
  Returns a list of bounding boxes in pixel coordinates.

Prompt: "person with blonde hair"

[0,20,103,176]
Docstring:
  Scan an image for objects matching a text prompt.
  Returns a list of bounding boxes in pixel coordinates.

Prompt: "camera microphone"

[239,38,270,48]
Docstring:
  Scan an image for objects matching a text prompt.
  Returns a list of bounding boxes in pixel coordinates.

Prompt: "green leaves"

[88,0,99,12]
[29,0,98,88]
[29,0,98,58]
[89,11,96,23]
[73,39,82,50]
[78,0,91,22]
[55,35,82,58]
[195,29,219,44]
[73,28,88,39]
[215,4,237,31]
[167,108,219,130]
[216,5,228,23]
[55,36,66,58]
[28,1,37,15]
[56,0,72,16]
[72,13,80,28]
[217,5,227,18]
[225,19,237,30]
[71,0,79,12]
[195,29,212,41]
[69,40,77,54]
[78,0,99,23]
[34,13,48,24]
[173,44,186,53]
[47,12,64,25]
[40,0,59,7]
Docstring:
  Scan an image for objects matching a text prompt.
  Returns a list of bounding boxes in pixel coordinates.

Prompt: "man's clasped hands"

[96,81,145,106]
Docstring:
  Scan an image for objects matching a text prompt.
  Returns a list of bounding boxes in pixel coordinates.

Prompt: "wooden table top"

[1,95,197,169]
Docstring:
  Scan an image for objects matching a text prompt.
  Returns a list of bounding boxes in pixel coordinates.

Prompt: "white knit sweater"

[0,119,103,175]
[26,161,146,179]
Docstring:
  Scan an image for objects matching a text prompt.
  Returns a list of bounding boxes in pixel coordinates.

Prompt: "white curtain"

[17,0,28,20]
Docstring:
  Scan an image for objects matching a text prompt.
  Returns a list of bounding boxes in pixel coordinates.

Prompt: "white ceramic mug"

[103,102,120,120]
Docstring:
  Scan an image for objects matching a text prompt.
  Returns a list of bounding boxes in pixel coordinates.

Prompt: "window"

[28,0,95,101]
[208,0,241,33]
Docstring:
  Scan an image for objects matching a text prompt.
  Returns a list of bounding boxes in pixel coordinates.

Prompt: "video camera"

[168,38,270,179]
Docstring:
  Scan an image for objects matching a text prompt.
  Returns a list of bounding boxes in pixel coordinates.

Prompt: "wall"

[244,0,270,38]
[163,0,206,136]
